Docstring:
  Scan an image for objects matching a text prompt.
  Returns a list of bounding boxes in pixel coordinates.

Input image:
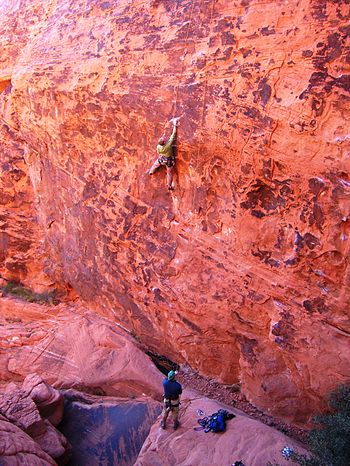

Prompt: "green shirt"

[157,126,176,158]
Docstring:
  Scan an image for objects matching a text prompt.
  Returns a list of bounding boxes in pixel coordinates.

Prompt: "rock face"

[0,415,57,466]
[0,121,50,290]
[21,374,64,427]
[59,391,162,466]
[0,297,163,399]
[1,0,350,423]
[135,389,308,466]
[0,375,69,465]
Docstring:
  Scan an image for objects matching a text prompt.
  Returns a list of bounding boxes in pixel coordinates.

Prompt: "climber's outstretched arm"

[162,119,179,151]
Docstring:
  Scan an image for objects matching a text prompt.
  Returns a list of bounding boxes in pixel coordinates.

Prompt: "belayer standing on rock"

[148,117,180,190]
[161,370,182,430]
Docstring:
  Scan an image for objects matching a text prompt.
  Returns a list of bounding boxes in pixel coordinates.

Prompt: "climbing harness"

[164,398,180,410]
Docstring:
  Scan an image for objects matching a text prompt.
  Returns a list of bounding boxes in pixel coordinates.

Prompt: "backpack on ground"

[195,408,235,433]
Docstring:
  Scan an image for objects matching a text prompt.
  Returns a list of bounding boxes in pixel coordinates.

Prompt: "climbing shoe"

[173,420,180,430]
[160,420,166,429]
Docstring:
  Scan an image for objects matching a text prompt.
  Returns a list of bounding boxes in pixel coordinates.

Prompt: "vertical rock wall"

[0,0,56,289]
[0,121,50,288]
[0,0,349,423]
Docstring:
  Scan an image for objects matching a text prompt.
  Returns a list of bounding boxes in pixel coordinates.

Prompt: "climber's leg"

[161,403,171,429]
[171,406,180,429]
[166,166,174,190]
[148,159,161,175]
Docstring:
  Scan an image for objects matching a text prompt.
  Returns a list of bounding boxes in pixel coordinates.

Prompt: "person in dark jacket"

[160,370,182,430]
[148,118,179,190]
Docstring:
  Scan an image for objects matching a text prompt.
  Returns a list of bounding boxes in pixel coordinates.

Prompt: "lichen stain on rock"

[0,0,350,425]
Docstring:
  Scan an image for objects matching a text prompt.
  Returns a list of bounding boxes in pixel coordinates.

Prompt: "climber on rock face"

[148,117,179,190]
[160,370,182,430]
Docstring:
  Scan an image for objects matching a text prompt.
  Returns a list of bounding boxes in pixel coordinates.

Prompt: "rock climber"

[148,117,180,190]
[160,370,182,430]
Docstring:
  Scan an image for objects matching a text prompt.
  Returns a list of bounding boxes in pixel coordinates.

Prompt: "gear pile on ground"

[177,365,308,443]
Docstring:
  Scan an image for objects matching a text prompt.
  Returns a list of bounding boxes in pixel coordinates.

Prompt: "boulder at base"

[135,390,308,466]
[0,376,70,465]
[0,415,57,466]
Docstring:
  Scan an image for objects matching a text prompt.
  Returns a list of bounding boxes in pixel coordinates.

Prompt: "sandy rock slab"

[0,297,163,399]
[135,390,309,466]
[59,390,162,466]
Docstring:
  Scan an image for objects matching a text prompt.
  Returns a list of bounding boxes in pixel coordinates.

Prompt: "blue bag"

[195,409,235,433]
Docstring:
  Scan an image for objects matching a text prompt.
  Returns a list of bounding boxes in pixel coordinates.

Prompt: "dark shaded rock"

[59,391,162,466]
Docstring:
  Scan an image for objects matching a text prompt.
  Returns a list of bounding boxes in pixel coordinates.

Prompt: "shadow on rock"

[59,390,162,466]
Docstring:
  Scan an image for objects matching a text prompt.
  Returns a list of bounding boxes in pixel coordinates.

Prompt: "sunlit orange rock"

[0,122,50,290]
[0,0,349,424]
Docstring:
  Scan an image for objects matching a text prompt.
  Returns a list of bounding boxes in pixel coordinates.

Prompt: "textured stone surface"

[0,122,50,290]
[0,0,350,424]
[59,390,162,466]
[135,389,308,466]
[0,416,56,466]
[32,419,69,464]
[0,390,45,438]
[0,379,69,465]
[0,297,163,399]
[22,374,64,427]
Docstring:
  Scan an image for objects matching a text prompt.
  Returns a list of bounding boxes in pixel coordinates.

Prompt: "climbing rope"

[171,0,195,118]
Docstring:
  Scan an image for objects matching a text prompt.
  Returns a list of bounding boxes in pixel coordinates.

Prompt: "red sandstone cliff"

[0,0,349,424]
